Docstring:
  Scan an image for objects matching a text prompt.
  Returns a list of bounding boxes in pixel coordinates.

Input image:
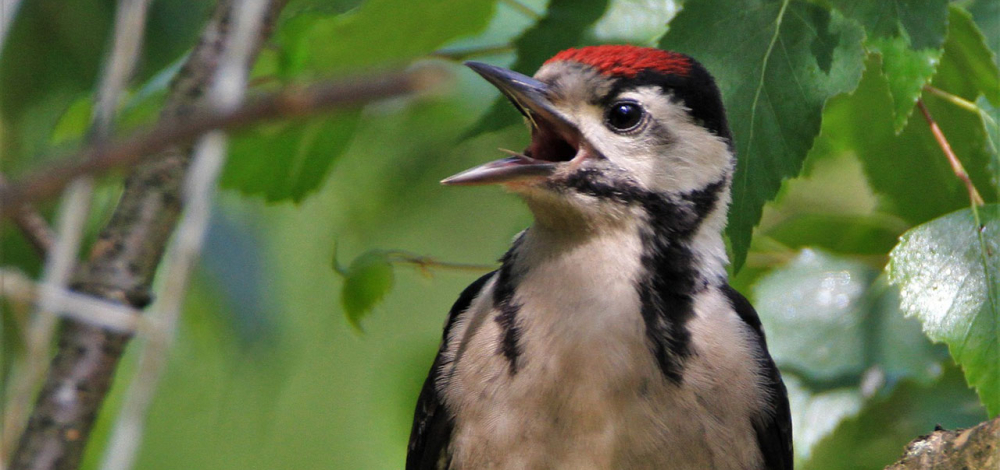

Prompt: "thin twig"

[917,99,985,207]
[0,269,141,334]
[99,1,270,468]
[0,174,55,257]
[0,67,446,218]
[385,251,498,274]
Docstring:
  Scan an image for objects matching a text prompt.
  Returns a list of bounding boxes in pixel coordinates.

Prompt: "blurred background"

[1,0,995,469]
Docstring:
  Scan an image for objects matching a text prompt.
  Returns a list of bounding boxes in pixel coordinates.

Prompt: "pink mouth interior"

[523,118,579,163]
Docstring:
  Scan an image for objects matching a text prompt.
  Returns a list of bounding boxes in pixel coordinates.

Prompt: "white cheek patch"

[584,87,733,196]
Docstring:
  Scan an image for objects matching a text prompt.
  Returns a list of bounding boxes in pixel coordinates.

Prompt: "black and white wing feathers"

[721,284,794,470]
[406,272,495,470]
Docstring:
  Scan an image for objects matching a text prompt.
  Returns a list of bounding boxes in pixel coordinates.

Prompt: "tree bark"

[8,1,287,469]
[886,416,1000,470]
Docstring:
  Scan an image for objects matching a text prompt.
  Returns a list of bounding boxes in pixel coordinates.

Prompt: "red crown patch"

[545,45,692,78]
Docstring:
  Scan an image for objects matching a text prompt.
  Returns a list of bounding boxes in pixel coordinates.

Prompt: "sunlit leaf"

[464,0,610,137]
[339,251,396,332]
[887,204,1000,416]
[660,0,866,271]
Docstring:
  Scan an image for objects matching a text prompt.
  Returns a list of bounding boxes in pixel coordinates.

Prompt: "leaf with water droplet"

[887,204,1000,416]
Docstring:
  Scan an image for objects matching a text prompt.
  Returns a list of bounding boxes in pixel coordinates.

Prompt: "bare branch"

[7,1,288,468]
[0,67,445,219]
[99,1,271,468]
[885,416,999,469]
[917,99,986,207]
[3,0,153,466]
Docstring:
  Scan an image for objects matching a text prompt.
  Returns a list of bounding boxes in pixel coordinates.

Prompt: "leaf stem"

[332,241,349,276]
[384,251,497,275]
[917,99,985,208]
[923,85,982,114]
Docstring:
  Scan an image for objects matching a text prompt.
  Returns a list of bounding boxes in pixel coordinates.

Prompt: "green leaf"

[887,204,1000,416]
[867,37,941,132]
[826,0,949,131]
[817,54,996,224]
[278,0,497,76]
[980,96,1000,190]
[827,0,948,50]
[968,0,1000,68]
[765,214,901,255]
[660,0,866,271]
[935,6,1000,107]
[464,0,611,137]
[754,249,877,381]
[49,97,93,146]
[784,375,864,464]
[754,249,942,385]
[801,365,986,470]
[339,251,396,331]
[221,111,361,202]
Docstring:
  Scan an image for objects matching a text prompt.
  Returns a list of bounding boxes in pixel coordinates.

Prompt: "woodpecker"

[407,45,793,470]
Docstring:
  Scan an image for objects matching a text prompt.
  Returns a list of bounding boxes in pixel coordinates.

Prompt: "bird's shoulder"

[719,284,794,470]
[406,271,496,470]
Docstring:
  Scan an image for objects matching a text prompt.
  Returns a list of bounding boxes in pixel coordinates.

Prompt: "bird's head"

[444,45,734,235]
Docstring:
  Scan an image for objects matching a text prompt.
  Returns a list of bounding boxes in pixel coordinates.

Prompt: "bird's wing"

[406,272,495,470]
[720,284,794,470]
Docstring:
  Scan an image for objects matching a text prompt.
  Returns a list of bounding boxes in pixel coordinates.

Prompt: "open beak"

[442,62,583,186]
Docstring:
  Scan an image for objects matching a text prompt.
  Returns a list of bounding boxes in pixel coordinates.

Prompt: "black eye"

[605,101,644,132]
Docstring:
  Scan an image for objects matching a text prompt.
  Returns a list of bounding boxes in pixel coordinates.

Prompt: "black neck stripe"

[493,235,525,375]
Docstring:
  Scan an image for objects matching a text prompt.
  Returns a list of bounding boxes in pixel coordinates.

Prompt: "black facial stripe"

[555,169,726,383]
[493,235,525,375]
[637,179,724,384]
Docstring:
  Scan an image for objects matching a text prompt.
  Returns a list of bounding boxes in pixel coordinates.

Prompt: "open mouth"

[441,62,584,186]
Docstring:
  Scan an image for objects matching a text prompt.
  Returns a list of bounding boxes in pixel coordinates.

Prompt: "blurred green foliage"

[2,0,999,469]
